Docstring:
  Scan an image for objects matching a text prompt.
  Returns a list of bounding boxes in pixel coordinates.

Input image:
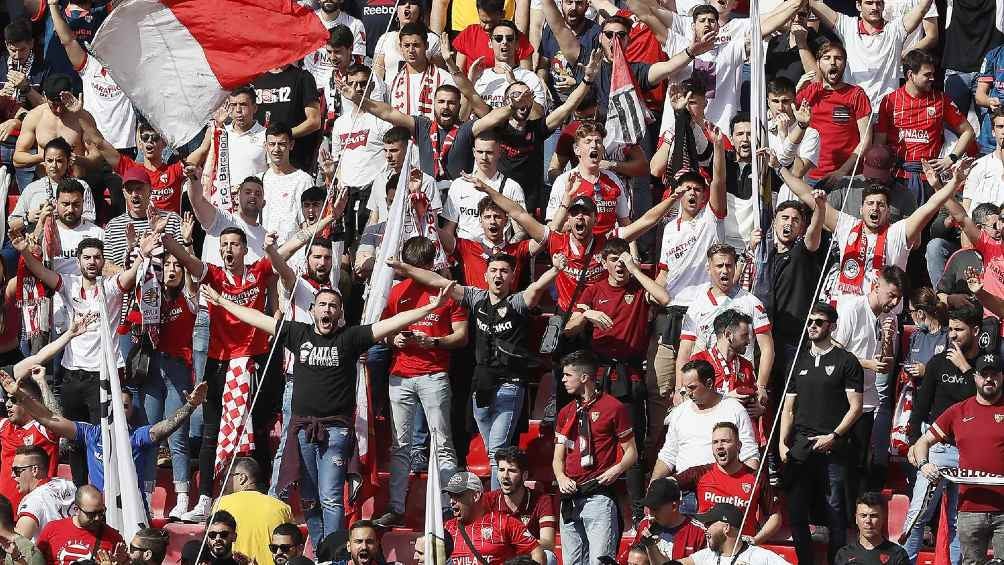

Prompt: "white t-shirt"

[376,31,442,86]
[331,111,391,187]
[260,168,313,245]
[441,171,526,240]
[367,169,442,220]
[303,13,367,90]
[659,205,728,307]
[680,284,772,360]
[658,396,760,472]
[386,67,456,118]
[884,0,938,48]
[16,476,75,541]
[963,152,1004,212]
[79,54,136,149]
[223,122,268,187]
[51,220,106,332]
[832,211,911,306]
[690,545,790,565]
[771,122,821,204]
[660,19,748,133]
[57,274,125,371]
[474,67,548,109]
[834,293,893,412]
[9,177,96,226]
[203,210,267,267]
[834,14,909,106]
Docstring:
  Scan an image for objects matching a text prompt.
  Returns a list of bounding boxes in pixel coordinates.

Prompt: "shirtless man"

[13,74,90,176]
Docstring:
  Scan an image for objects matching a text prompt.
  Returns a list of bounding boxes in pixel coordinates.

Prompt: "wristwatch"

[949,153,960,163]
[432,337,441,348]
[917,458,929,469]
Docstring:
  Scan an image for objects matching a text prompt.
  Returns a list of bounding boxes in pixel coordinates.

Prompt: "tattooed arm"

[148,382,207,442]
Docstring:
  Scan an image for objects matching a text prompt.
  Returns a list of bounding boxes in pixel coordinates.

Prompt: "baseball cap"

[695,502,744,528]
[642,478,681,509]
[42,74,74,101]
[568,195,597,215]
[973,353,1003,374]
[120,167,150,188]
[442,471,483,494]
[860,145,895,185]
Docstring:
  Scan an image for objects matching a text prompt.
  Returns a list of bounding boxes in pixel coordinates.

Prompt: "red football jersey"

[482,488,556,540]
[678,463,771,537]
[796,82,871,180]
[381,279,467,376]
[159,292,197,367]
[555,392,633,482]
[576,278,652,359]
[115,155,185,213]
[546,229,611,311]
[878,86,966,168]
[445,510,539,565]
[624,516,707,561]
[203,258,275,360]
[0,419,58,507]
[553,171,628,236]
[452,25,534,71]
[455,238,531,289]
[37,519,124,565]
[932,396,1004,512]
[690,347,757,395]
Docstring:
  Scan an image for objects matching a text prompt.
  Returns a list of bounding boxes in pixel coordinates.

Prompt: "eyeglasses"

[129,545,148,554]
[807,318,830,327]
[602,30,628,39]
[77,508,106,519]
[492,34,516,43]
[207,531,231,540]
[140,133,161,143]
[268,544,296,553]
[10,464,35,476]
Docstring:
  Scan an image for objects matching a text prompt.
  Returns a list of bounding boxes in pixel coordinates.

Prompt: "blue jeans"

[903,440,961,565]
[268,376,294,496]
[559,493,619,565]
[871,369,895,468]
[472,382,524,489]
[944,70,979,119]
[297,424,352,546]
[139,353,192,486]
[927,238,961,290]
[190,307,210,440]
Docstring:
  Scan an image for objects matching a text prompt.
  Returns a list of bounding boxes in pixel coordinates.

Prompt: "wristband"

[796,121,810,129]
[583,79,594,86]
[684,47,695,59]
[831,430,842,439]
[949,153,960,163]
[917,458,929,468]
[181,240,193,246]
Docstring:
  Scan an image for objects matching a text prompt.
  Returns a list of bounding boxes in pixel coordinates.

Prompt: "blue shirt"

[37,0,111,81]
[977,45,1004,153]
[74,421,153,492]
[539,19,600,102]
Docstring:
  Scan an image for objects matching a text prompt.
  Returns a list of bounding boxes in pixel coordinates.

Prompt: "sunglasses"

[268,544,296,553]
[602,30,628,39]
[78,508,106,519]
[807,318,830,327]
[140,133,162,143]
[207,531,231,540]
[10,464,34,476]
[492,34,516,43]
[130,545,148,554]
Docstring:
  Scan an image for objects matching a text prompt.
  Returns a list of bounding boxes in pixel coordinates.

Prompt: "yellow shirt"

[217,491,294,565]
[450,0,518,32]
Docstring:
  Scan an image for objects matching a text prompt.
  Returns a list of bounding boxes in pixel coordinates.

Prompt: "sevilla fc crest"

[624,294,635,304]
[879,553,890,564]
[481,527,493,539]
[591,411,600,422]
[825,365,835,376]
[842,258,860,280]
[742,482,752,493]
[22,436,32,446]
[995,414,1004,423]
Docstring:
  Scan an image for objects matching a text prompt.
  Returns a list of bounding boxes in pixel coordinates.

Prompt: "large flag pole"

[424,432,447,565]
[749,0,771,281]
[97,278,149,543]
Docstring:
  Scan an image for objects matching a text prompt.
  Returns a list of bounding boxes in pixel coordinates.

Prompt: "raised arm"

[540,0,582,64]
[808,0,839,30]
[9,231,59,289]
[469,173,548,242]
[334,78,415,131]
[902,0,934,35]
[49,0,86,70]
[162,230,207,281]
[64,93,120,169]
[545,50,602,130]
[387,258,465,301]
[183,164,219,228]
[803,189,826,252]
[264,233,298,290]
[623,252,670,305]
[619,185,685,242]
[149,382,207,442]
[760,0,804,37]
[2,372,77,440]
[14,314,97,378]
[201,285,279,335]
[904,160,971,248]
[371,284,457,341]
[779,163,839,230]
[647,30,717,84]
[522,257,565,306]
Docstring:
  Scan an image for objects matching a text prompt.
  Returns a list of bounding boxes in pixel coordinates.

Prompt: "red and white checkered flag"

[215,357,256,474]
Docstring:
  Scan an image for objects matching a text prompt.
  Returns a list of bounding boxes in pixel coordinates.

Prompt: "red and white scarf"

[215,357,256,474]
[390,66,441,118]
[429,121,458,179]
[837,221,887,295]
[402,184,449,272]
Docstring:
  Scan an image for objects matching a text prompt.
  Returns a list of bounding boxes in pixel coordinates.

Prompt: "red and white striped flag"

[604,38,652,146]
[215,357,256,474]
[91,0,328,147]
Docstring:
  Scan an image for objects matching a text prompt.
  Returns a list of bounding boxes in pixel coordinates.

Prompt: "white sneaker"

[168,496,190,521]
[180,495,212,524]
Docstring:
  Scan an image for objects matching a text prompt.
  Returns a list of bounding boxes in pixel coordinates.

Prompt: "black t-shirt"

[462,287,531,369]
[588,61,654,114]
[908,350,978,442]
[788,346,864,437]
[253,67,321,169]
[834,540,909,565]
[937,249,983,296]
[497,118,553,210]
[756,238,826,344]
[279,321,375,418]
[412,116,476,182]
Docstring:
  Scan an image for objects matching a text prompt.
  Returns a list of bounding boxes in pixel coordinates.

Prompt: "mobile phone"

[400,330,415,338]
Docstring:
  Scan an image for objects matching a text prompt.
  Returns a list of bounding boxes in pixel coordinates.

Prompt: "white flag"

[97,279,148,543]
[424,433,448,565]
[604,38,653,146]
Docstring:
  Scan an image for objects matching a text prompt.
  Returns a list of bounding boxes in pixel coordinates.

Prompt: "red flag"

[934,497,951,565]
[604,38,652,146]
